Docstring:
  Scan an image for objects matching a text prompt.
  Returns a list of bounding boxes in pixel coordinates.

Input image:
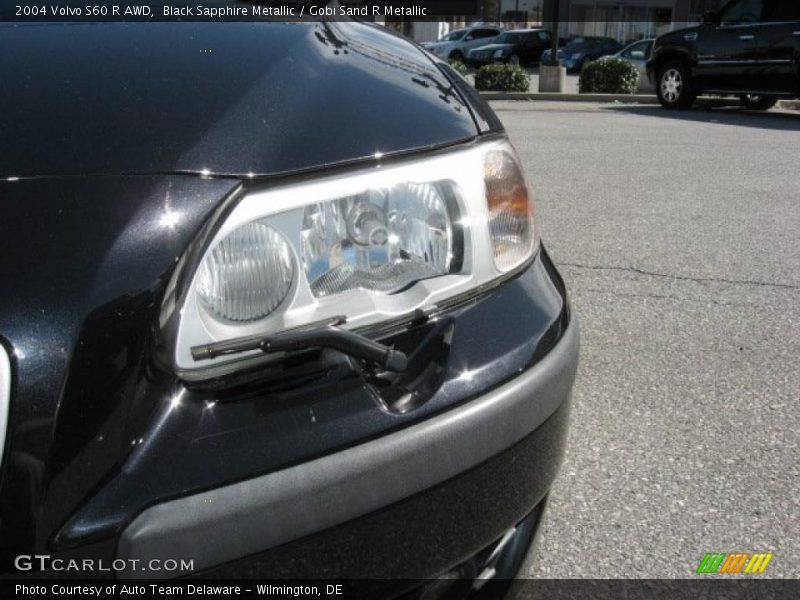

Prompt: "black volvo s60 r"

[0,18,578,596]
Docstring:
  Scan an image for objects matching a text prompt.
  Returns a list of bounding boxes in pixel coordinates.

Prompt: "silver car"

[421,25,503,63]
[604,39,655,93]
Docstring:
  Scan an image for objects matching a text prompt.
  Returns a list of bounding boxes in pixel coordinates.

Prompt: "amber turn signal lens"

[484,147,538,272]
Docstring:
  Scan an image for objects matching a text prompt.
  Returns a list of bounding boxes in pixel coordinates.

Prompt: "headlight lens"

[493,49,504,58]
[301,182,456,297]
[168,139,538,376]
[195,221,294,322]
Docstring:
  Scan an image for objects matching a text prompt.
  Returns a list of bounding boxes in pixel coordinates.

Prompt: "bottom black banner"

[1,579,799,600]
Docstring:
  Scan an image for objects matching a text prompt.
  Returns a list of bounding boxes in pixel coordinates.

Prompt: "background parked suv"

[647,0,800,110]
[421,25,503,62]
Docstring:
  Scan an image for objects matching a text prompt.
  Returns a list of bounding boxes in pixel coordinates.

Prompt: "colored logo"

[696,552,773,574]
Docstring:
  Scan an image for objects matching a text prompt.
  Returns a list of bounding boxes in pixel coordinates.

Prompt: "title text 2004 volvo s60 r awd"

[0,18,578,596]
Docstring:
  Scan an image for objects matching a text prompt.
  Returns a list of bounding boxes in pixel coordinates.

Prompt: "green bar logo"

[696,552,773,574]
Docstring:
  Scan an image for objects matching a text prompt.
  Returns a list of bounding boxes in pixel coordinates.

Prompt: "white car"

[421,25,503,63]
[603,39,655,93]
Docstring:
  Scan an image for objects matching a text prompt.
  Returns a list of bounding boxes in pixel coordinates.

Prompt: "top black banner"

[1,0,480,20]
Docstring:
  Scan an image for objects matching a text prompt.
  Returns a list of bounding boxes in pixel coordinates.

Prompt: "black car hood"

[0,21,478,179]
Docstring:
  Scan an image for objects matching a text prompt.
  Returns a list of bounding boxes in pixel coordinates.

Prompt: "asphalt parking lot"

[494,102,800,578]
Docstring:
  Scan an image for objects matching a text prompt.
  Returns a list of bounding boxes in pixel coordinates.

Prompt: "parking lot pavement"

[494,102,800,578]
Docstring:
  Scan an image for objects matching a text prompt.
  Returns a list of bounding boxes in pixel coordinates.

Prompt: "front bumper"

[117,316,579,578]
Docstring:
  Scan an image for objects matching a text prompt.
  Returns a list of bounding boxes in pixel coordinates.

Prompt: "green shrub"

[448,59,468,76]
[474,63,530,92]
[578,58,639,94]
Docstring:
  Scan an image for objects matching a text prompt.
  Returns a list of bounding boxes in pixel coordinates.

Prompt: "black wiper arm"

[191,322,408,372]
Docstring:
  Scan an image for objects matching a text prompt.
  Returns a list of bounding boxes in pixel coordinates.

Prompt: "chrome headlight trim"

[169,138,538,379]
[0,343,10,472]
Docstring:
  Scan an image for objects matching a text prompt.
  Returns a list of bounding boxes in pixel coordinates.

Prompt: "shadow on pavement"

[601,103,800,132]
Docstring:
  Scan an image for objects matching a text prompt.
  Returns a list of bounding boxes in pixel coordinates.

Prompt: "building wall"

[542,0,728,42]
[497,0,546,25]
[395,0,730,43]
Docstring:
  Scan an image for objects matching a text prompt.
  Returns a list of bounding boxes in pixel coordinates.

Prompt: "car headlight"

[571,53,583,60]
[164,139,538,379]
[493,49,504,58]
[301,182,456,297]
[195,221,295,322]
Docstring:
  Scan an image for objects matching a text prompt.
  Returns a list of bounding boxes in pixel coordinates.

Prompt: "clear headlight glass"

[195,221,295,322]
[300,182,456,297]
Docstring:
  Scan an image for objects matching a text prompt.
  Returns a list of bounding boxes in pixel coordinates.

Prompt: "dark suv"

[648,0,800,110]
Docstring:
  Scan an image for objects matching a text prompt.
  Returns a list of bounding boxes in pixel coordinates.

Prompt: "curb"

[479,91,798,110]
[479,92,659,103]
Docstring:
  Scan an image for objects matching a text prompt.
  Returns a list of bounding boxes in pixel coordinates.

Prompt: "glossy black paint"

[0,19,568,577]
[52,250,567,551]
[0,21,477,179]
[192,404,569,583]
[0,175,240,563]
